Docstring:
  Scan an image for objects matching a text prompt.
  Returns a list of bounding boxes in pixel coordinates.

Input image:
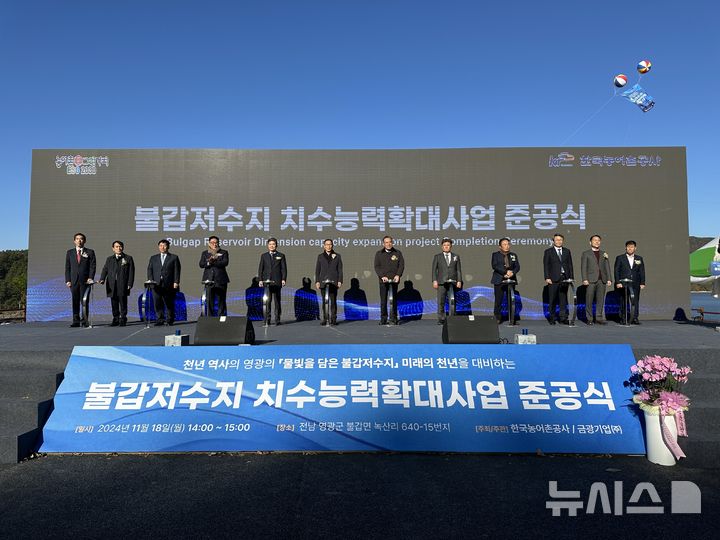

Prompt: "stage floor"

[1,318,719,350]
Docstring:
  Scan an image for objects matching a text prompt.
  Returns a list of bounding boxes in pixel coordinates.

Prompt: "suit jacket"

[543,246,574,282]
[199,249,230,286]
[258,251,287,284]
[432,252,463,284]
[65,247,96,285]
[315,252,343,286]
[581,249,611,284]
[491,251,520,285]
[614,253,645,287]
[374,248,404,280]
[147,252,181,288]
[100,254,135,297]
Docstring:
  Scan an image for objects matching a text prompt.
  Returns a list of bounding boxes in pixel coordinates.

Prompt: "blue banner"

[621,83,655,112]
[41,344,645,454]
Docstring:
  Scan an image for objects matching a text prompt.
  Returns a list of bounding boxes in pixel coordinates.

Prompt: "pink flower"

[656,391,690,415]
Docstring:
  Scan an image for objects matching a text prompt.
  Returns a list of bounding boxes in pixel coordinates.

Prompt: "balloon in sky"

[614,74,628,87]
[637,60,652,74]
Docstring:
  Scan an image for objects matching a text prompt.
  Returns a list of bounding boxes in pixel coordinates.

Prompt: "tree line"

[0,250,27,310]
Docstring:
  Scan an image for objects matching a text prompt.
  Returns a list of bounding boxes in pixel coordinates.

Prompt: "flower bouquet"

[628,355,691,465]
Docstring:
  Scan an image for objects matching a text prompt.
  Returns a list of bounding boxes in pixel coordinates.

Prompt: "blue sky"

[1,0,717,250]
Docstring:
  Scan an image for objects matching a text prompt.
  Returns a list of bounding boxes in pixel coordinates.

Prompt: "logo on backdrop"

[55,154,110,175]
[548,152,662,168]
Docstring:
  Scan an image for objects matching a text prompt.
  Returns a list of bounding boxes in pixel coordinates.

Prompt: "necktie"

[161,254,166,266]
[76,250,81,263]
[557,248,562,258]
[445,253,450,264]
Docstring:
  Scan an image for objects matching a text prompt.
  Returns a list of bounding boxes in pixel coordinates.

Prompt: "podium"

[320,279,337,326]
[382,279,398,325]
[261,280,277,326]
[80,280,96,328]
[501,279,518,325]
[562,278,577,327]
[200,280,215,317]
[141,280,157,328]
[618,278,635,326]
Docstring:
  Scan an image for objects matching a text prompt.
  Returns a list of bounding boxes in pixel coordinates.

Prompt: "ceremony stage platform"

[2,318,720,351]
[1,318,718,537]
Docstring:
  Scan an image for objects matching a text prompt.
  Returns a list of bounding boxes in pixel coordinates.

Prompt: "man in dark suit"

[147,239,181,325]
[491,237,520,324]
[614,240,646,324]
[98,241,135,326]
[258,237,287,325]
[64,232,96,327]
[543,233,574,325]
[374,235,405,325]
[432,238,463,324]
[580,234,612,325]
[199,236,229,316]
[315,239,343,326]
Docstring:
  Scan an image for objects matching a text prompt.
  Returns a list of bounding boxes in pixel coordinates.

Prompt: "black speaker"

[194,316,255,345]
[442,315,500,344]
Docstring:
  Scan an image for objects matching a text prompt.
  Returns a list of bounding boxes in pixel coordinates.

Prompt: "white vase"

[644,410,678,466]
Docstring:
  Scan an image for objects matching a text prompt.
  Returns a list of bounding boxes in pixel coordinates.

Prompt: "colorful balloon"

[614,74,628,88]
[637,60,652,74]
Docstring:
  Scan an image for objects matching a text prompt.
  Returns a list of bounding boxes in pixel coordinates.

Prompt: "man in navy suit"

[199,236,230,316]
[543,233,574,325]
[614,240,646,324]
[491,237,520,324]
[64,232,96,327]
[258,237,287,325]
[147,239,181,325]
[432,238,463,324]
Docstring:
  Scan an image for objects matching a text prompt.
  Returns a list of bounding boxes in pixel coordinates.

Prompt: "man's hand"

[382,277,389,283]
[393,276,400,283]
[545,279,553,285]
[433,280,439,289]
[66,282,72,288]
[173,283,179,289]
[640,284,645,289]
[456,281,462,289]
[315,282,320,290]
[616,283,623,288]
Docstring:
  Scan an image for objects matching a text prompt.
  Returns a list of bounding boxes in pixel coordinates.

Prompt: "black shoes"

[119,319,127,327]
[548,319,556,325]
[70,321,80,328]
[154,320,165,327]
[110,319,119,327]
[631,319,641,325]
[437,319,445,325]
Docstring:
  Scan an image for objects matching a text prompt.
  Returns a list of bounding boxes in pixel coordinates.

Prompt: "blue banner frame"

[41,344,645,454]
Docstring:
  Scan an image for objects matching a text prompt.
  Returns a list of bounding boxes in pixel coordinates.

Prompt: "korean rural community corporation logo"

[55,154,110,175]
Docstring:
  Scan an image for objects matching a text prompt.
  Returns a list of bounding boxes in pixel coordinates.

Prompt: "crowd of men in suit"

[65,232,646,327]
